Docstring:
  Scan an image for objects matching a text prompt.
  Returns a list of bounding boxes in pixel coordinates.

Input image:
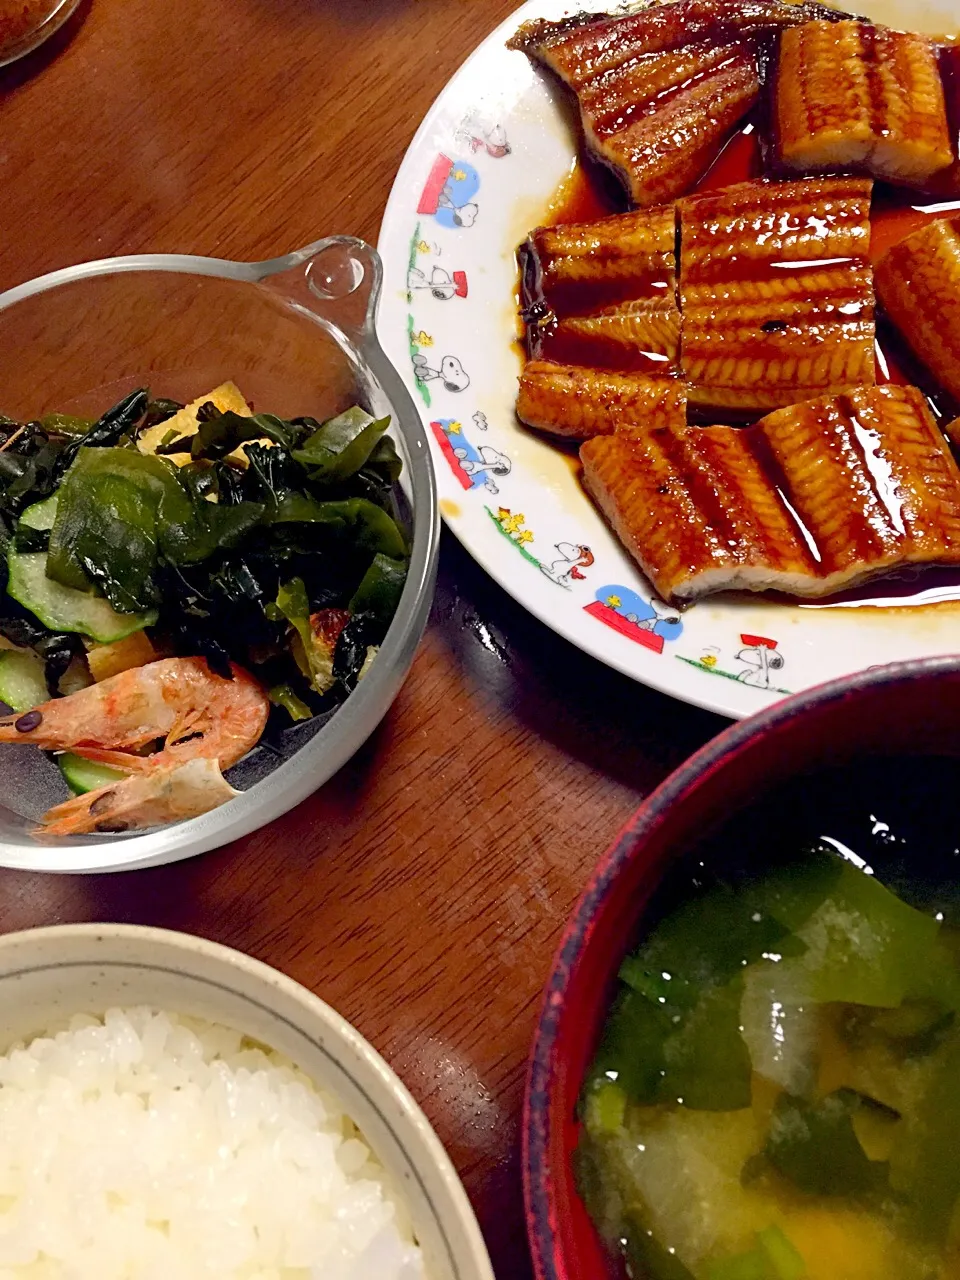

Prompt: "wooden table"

[0,3,724,1273]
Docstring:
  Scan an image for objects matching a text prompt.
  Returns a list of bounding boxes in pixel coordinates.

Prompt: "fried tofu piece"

[509,0,847,207]
[678,177,876,414]
[776,21,953,185]
[137,381,255,468]
[520,207,681,372]
[516,362,687,440]
[875,215,960,405]
[581,386,960,603]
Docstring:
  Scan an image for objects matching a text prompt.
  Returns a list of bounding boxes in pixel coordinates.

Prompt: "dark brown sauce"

[544,158,626,226]
[540,127,960,609]
[696,120,763,191]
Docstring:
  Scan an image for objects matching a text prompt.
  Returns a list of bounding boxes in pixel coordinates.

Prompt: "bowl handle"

[253,236,435,502]
[254,236,383,343]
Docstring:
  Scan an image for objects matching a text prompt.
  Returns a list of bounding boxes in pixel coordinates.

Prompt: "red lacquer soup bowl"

[524,655,960,1280]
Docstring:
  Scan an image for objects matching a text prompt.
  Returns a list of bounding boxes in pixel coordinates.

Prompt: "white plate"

[378,0,960,720]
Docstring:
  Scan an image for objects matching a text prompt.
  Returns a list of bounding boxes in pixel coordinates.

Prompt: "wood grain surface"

[0,3,724,1273]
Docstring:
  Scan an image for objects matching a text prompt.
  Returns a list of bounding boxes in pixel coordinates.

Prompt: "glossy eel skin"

[510,7,960,608]
[507,0,850,206]
[678,176,876,414]
[517,177,876,419]
[516,362,687,440]
[876,216,960,407]
[580,386,960,604]
[518,205,680,372]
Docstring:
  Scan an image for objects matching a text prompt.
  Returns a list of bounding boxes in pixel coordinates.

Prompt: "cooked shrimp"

[40,758,241,837]
[0,657,269,835]
[0,657,268,770]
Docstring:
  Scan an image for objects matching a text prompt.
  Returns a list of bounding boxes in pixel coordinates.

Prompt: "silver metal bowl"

[0,239,439,873]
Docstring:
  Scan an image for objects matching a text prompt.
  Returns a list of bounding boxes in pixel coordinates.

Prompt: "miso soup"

[579,757,960,1280]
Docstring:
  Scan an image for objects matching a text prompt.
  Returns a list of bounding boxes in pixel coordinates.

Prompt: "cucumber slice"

[57,753,128,796]
[6,550,156,643]
[8,495,156,643]
[20,495,59,532]
[0,648,49,712]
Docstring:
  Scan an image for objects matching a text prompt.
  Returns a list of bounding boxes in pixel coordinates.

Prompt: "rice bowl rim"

[0,921,495,1280]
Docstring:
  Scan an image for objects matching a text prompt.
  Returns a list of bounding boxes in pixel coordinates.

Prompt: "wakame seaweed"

[577,758,960,1280]
[0,387,410,716]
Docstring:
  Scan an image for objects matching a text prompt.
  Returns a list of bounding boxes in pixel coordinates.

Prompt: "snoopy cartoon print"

[456,444,511,494]
[413,353,470,393]
[626,597,682,634]
[417,155,481,229]
[429,418,511,493]
[455,111,511,158]
[584,586,683,653]
[407,264,468,301]
[736,634,784,688]
[541,542,595,586]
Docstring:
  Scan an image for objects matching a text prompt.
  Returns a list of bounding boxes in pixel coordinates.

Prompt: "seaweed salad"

[0,381,409,831]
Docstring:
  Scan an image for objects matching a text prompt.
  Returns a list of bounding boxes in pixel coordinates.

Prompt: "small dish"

[0,0,80,67]
[0,922,494,1280]
[524,654,960,1280]
[0,239,440,873]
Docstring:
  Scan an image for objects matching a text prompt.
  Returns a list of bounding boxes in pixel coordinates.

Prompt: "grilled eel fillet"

[519,207,680,371]
[875,216,960,405]
[927,45,960,197]
[581,385,960,604]
[679,177,875,414]
[507,0,848,207]
[516,362,687,439]
[776,22,953,185]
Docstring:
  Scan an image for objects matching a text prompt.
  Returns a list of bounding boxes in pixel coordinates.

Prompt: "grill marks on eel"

[516,362,688,440]
[775,21,953,185]
[507,0,851,207]
[875,215,960,407]
[516,200,960,606]
[510,2,957,202]
[508,5,960,607]
[678,176,876,413]
[517,205,684,437]
[581,422,821,605]
[581,387,960,604]
[519,206,680,373]
[516,176,877,434]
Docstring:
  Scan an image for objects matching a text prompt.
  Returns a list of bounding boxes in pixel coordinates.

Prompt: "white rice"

[0,1007,427,1280]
